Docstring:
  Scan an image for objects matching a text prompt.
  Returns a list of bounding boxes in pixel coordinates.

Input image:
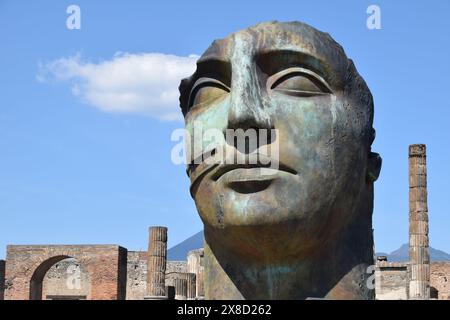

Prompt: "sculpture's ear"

[367,152,382,183]
[366,128,381,183]
[179,77,192,116]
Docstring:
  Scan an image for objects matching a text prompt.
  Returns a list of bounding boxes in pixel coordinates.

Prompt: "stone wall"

[4,245,127,300]
[125,250,188,300]
[376,261,450,300]
[0,260,5,300]
[42,258,90,299]
[430,262,450,300]
[126,251,147,300]
[165,261,187,288]
[375,262,409,300]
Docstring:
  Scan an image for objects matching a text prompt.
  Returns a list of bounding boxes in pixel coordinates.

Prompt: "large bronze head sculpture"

[179,21,381,299]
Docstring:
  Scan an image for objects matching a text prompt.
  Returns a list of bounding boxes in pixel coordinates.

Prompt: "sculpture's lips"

[188,153,297,197]
[218,167,281,194]
[211,163,297,181]
[213,164,297,194]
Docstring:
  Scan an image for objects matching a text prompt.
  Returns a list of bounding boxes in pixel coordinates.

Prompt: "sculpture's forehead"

[199,22,348,71]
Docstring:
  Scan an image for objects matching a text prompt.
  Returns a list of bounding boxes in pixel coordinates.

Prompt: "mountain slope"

[376,243,450,262]
[167,230,204,260]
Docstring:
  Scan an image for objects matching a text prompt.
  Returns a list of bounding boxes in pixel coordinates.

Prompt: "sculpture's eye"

[269,68,332,97]
[188,78,230,109]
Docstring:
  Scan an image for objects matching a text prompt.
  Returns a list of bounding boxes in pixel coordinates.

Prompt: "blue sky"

[0,0,449,259]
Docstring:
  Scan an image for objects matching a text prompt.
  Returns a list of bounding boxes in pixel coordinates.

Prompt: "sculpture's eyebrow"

[179,56,231,115]
[255,49,334,83]
[194,56,232,87]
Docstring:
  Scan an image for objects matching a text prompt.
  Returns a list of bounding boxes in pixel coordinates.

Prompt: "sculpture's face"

[180,22,375,253]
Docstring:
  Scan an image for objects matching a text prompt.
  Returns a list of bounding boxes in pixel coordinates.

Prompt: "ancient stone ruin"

[145,226,167,299]
[0,238,204,300]
[375,144,449,300]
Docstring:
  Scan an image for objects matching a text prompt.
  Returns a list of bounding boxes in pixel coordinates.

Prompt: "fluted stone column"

[408,144,430,300]
[174,278,187,300]
[186,273,196,300]
[146,226,167,299]
[197,266,205,299]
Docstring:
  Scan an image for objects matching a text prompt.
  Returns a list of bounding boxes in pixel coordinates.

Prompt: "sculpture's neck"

[203,197,375,300]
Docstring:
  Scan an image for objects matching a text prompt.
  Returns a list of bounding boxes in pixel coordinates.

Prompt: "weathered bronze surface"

[179,21,381,299]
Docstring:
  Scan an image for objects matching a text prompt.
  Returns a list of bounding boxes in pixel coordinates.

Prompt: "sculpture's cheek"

[185,97,230,154]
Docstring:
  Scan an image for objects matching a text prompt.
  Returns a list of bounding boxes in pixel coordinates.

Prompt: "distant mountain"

[167,230,204,260]
[376,243,450,262]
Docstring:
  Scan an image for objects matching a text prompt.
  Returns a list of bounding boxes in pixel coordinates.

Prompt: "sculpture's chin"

[194,172,315,229]
[202,206,329,260]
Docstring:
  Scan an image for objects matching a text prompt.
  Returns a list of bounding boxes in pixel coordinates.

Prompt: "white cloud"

[37,52,198,121]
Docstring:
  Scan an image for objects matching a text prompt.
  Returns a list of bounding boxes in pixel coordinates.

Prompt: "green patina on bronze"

[179,21,381,299]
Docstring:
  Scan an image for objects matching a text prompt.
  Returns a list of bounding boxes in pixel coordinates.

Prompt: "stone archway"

[29,256,91,300]
[30,255,70,300]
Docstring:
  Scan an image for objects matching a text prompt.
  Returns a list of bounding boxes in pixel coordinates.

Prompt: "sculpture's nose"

[226,71,271,132]
[225,79,273,153]
[227,96,271,131]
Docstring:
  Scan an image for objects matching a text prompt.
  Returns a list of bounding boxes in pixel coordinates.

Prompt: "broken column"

[174,278,187,300]
[146,226,167,299]
[408,144,430,299]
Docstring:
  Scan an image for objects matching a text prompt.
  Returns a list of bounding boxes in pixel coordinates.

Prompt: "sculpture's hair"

[344,58,376,147]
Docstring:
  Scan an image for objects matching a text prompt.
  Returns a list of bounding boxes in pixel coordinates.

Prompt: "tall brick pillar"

[408,144,430,299]
[145,226,167,300]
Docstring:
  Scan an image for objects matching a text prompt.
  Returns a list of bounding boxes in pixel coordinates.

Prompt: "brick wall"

[4,245,127,300]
